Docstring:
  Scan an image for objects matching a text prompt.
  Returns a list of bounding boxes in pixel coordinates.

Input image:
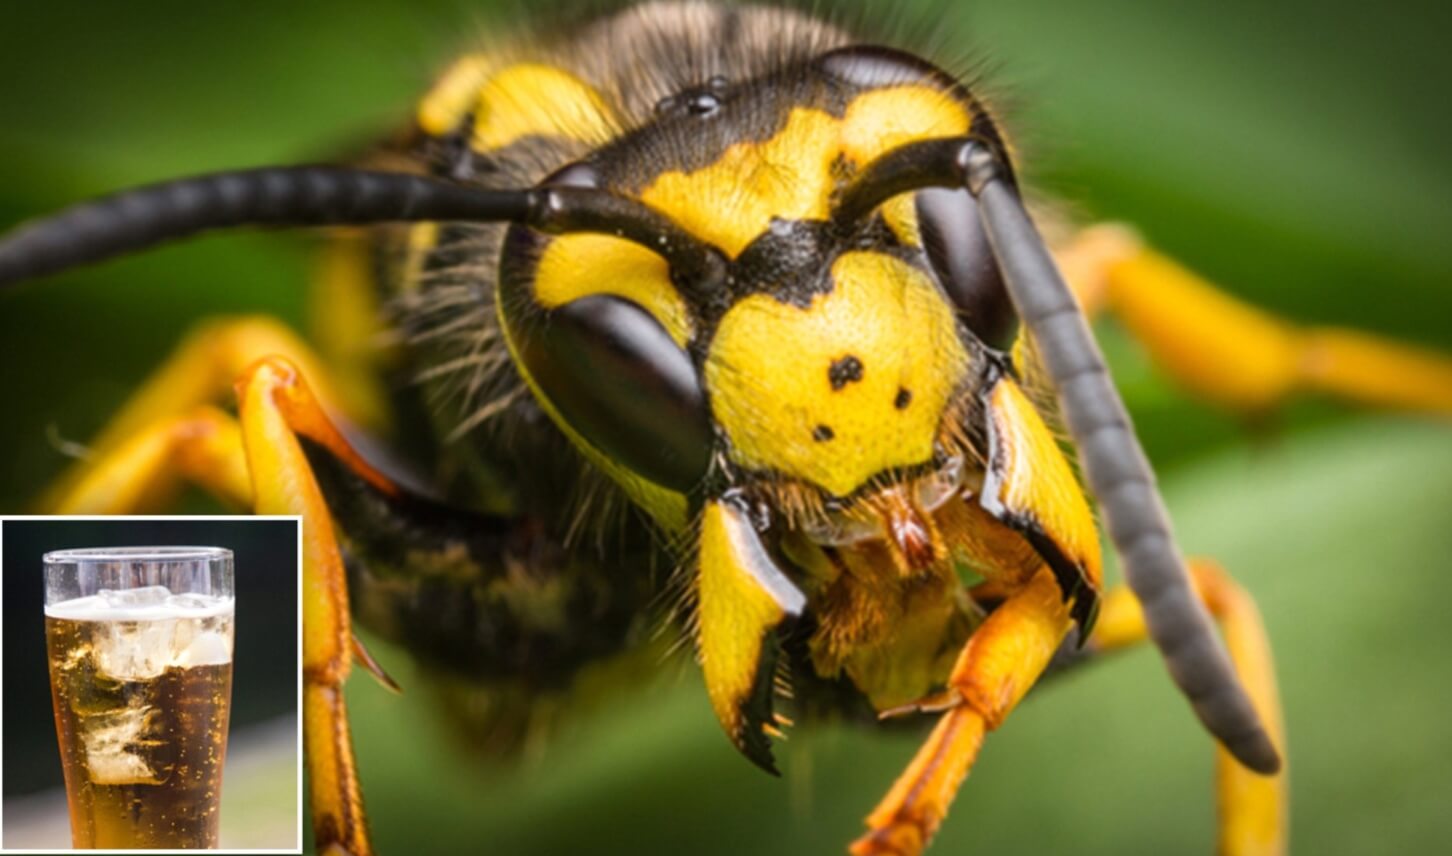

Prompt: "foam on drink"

[47,588,234,681]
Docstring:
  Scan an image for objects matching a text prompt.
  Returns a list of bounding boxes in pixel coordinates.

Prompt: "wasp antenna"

[0,166,724,290]
[961,140,1282,776]
[0,167,542,287]
[832,137,990,226]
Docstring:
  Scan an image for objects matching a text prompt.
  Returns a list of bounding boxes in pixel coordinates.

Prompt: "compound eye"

[513,293,713,492]
[916,186,1017,350]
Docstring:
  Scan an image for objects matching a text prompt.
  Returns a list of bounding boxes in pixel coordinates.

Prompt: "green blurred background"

[0,0,1449,853]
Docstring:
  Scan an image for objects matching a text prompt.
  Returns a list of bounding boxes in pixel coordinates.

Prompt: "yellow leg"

[238,357,398,856]
[39,315,352,511]
[42,349,388,855]
[1092,558,1287,856]
[1056,224,1452,416]
[49,405,252,513]
[852,569,1072,856]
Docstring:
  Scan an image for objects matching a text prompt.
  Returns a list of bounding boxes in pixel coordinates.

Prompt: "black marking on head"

[596,71,847,190]
[812,424,835,442]
[894,387,913,409]
[728,218,837,309]
[828,355,864,390]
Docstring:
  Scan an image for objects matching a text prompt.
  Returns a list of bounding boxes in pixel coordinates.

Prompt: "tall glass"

[44,547,235,849]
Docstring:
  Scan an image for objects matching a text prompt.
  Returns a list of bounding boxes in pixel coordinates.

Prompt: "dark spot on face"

[895,388,913,410]
[828,355,864,390]
[812,424,835,442]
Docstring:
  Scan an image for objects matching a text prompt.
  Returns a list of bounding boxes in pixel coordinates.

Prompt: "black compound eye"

[493,160,719,493]
[917,187,1017,350]
[514,294,713,492]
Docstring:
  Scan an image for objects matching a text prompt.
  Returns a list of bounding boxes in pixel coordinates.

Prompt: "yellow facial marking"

[880,195,921,248]
[418,54,494,136]
[984,378,1102,586]
[638,85,969,258]
[471,64,620,152]
[706,252,969,497]
[840,86,972,165]
[641,107,840,258]
[533,234,695,347]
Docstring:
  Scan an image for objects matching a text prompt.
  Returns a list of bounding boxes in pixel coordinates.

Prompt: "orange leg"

[238,357,400,856]
[852,569,1072,856]
[1092,558,1287,856]
[853,557,1285,856]
[1056,224,1452,416]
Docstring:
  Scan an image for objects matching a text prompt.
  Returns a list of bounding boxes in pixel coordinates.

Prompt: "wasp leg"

[46,404,252,513]
[852,568,1072,856]
[1088,558,1287,856]
[237,356,384,856]
[38,314,357,511]
[1056,224,1452,416]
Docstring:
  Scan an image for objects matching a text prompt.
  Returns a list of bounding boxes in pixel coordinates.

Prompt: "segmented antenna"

[0,166,721,288]
[959,141,1282,775]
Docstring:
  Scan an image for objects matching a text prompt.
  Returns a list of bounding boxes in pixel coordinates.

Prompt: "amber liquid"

[46,609,233,849]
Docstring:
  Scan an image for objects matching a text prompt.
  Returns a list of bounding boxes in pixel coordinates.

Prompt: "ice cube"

[177,630,232,667]
[81,700,162,785]
[99,586,171,609]
[165,593,213,611]
[93,617,178,682]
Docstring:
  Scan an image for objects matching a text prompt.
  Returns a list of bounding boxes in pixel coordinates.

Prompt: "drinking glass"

[44,546,235,849]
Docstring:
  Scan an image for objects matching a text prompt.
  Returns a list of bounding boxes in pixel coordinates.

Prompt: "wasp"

[4,3,1452,854]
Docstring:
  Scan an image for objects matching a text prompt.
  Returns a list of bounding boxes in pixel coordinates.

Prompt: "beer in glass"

[44,546,235,849]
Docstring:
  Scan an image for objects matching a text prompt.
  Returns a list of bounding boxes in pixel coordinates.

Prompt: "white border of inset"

[0,515,304,855]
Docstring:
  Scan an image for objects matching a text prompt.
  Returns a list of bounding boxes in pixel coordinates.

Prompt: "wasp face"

[701,219,982,581]
[496,46,1015,520]
[481,44,1093,769]
[704,223,974,497]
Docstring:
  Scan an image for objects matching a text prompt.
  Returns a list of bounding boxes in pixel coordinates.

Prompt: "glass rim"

[44,546,233,564]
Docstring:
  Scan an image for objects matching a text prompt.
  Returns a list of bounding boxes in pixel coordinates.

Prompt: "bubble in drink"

[46,587,234,849]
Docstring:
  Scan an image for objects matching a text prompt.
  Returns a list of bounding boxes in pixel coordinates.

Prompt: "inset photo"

[1,517,301,852]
